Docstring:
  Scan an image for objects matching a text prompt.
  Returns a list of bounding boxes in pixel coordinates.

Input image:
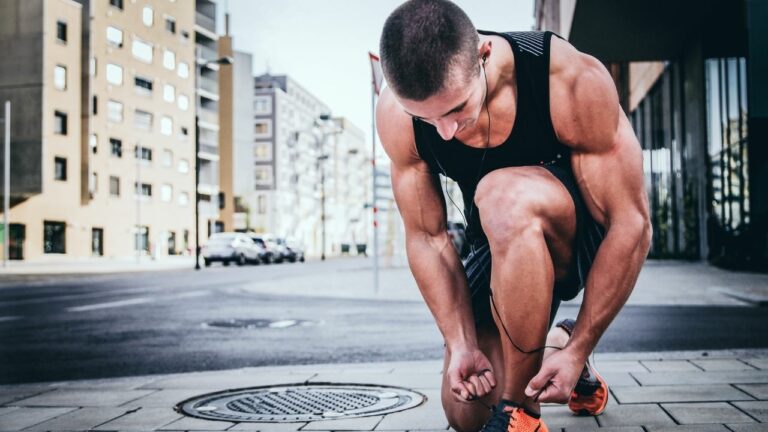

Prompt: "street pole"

[194,116,201,270]
[371,87,379,294]
[320,134,326,261]
[136,142,141,264]
[3,101,9,267]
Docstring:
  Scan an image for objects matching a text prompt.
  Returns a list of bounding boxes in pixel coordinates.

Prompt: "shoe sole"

[568,362,609,416]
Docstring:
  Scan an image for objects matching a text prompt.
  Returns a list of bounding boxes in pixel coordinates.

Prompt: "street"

[1,258,767,384]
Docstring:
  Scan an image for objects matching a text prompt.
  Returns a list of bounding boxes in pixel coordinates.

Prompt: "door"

[9,223,25,260]
[92,228,104,256]
[167,231,176,255]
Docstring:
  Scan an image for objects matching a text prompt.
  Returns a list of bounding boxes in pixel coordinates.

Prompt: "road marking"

[0,316,21,322]
[67,297,155,312]
[167,290,209,300]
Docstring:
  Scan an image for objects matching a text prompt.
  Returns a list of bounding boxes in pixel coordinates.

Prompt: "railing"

[196,45,218,63]
[197,107,218,125]
[195,12,215,33]
[198,75,218,94]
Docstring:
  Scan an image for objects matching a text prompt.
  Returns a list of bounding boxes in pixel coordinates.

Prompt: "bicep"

[391,160,448,237]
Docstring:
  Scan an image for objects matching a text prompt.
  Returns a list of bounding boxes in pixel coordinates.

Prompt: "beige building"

[0,0,197,261]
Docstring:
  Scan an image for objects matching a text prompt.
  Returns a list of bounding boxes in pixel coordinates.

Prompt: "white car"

[201,233,261,267]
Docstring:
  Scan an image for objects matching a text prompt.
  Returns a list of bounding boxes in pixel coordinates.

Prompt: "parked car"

[447,221,469,259]
[249,235,276,264]
[280,237,305,263]
[202,233,261,267]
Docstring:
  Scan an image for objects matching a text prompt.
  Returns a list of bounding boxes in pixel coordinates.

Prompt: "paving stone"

[0,407,76,431]
[22,407,129,431]
[691,359,758,371]
[641,360,703,372]
[93,407,182,430]
[613,385,753,403]
[744,359,768,370]
[52,376,159,390]
[120,389,217,409]
[646,425,730,432]
[727,424,768,432]
[632,370,768,386]
[300,415,383,430]
[0,386,57,406]
[308,372,442,390]
[591,360,649,373]
[733,400,768,422]
[158,415,235,430]
[599,371,639,387]
[661,402,755,424]
[736,384,768,400]
[139,372,315,390]
[540,405,598,429]
[229,422,307,431]
[14,389,155,407]
[595,403,675,427]
[0,408,17,417]
[374,390,448,430]
[564,427,644,432]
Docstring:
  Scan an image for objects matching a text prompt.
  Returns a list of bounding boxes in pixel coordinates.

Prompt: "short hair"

[380,0,480,101]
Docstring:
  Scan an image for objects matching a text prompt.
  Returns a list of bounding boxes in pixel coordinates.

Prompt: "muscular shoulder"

[376,87,424,169]
[549,36,620,153]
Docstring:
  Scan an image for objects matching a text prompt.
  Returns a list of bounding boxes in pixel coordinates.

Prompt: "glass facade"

[704,57,750,264]
[630,62,699,258]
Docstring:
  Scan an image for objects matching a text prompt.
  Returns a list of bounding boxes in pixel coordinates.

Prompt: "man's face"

[397,65,485,141]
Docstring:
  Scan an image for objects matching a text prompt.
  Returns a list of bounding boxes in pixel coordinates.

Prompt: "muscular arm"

[376,88,478,352]
[551,39,653,362]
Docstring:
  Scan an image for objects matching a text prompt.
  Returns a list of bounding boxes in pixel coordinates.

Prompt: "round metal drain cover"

[203,319,319,329]
[176,383,425,422]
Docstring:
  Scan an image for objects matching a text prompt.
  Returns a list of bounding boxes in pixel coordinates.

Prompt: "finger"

[451,384,473,403]
[535,384,569,404]
[475,373,492,396]
[481,369,497,388]
[525,367,555,397]
[463,379,479,399]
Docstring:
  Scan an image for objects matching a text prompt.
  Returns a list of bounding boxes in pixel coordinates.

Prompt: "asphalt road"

[0,261,766,384]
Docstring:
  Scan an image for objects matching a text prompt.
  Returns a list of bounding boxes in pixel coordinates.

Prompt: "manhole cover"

[175,383,425,422]
[202,319,319,329]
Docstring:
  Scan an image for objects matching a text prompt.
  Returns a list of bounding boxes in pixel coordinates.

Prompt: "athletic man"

[376,1,651,431]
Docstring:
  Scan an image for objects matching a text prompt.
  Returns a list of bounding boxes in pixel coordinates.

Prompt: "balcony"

[198,75,218,94]
[196,45,219,64]
[195,11,216,34]
[198,107,218,126]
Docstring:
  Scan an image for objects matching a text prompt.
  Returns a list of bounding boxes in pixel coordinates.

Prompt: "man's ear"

[478,39,492,64]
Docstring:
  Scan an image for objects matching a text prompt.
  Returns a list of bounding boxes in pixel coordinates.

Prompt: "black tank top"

[412,30,571,246]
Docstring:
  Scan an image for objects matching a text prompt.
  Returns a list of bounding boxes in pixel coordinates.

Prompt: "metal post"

[320,134,326,261]
[136,142,141,264]
[3,101,9,267]
[195,116,201,270]
[371,89,379,294]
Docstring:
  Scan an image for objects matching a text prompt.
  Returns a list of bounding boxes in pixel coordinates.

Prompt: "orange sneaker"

[555,319,609,416]
[480,400,549,432]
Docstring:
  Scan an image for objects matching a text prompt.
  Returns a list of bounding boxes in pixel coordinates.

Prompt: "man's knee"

[474,170,545,248]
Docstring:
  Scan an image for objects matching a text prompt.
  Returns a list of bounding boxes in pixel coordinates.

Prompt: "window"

[89,134,97,154]
[135,146,152,161]
[109,0,123,10]
[254,119,271,138]
[110,138,122,157]
[165,16,176,34]
[160,184,172,202]
[254,96,272,114]
[160,116,173,135]
[142,6,153,26]
[106,26,123,48]
[109,176,120,196]
[162,149,173,167]
[92,228,104,256]
[163,49,175,70]
[163,84,175,103]
[92,95,98,115]
[44,221,66,254]
[177,62,189,79]
[54,65,66,90]
[258,195,266,214]
[132,39,153,63]
[135,182,152,197]
[177,94,189,111]
[56,21,67,43]
[90,57,97,77]
[181,126,189,136]
[54,111,67,135]
[107,100,123,123]
[255,166,273,186]
[134,75,153,95]
[134,110,153,131]
[54,157,67,181]
[89,172,98,195]
[178,159,190,173]
[106,63,123,86]
[135,226,149,252]
[254,142,271,161]
[178,191,189,206]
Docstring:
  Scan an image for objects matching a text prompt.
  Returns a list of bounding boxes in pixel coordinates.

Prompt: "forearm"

[567,219,651,360]
[406,231,477,351]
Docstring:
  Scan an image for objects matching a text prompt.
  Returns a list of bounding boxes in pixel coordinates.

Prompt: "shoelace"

[480,405,529,431]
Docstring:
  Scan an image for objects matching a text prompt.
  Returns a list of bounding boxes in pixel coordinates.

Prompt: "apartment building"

[0,0,196,260]
[535,0,768,270]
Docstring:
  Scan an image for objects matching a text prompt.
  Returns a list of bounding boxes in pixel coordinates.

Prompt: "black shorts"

[464,164,606,327]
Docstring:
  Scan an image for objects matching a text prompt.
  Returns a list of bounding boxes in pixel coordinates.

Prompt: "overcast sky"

[218,1,535,148]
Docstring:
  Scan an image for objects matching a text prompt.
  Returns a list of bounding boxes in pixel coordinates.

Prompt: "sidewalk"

[1,349,767,431]
[0,255,195,276]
